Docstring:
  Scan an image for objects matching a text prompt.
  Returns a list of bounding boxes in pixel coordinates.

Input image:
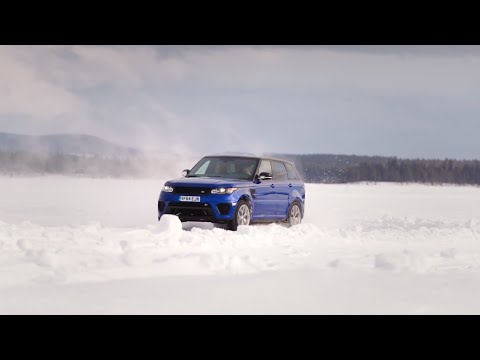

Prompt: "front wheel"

[288,202,302,227]
[227,200,252,231]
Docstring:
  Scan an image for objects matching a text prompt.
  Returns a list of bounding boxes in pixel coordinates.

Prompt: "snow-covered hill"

[0,132,141,157]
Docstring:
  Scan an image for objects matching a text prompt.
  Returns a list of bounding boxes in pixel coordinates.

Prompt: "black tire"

[287,201,302,227]
[227,200,252,231]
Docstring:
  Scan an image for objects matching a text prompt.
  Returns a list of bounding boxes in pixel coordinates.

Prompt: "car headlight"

[211,187,238,194]
[163,185,174,193]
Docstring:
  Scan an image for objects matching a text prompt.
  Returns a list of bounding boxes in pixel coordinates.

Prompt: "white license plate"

[179,196,201,202]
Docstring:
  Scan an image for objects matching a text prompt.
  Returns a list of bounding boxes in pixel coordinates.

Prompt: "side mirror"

[182,169,190,177]
[258,172,273,180]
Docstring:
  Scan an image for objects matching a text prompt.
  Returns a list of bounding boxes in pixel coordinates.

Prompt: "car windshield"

[188,157,259,180]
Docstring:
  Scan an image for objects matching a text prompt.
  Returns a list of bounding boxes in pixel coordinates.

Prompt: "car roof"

[203,154,295,165]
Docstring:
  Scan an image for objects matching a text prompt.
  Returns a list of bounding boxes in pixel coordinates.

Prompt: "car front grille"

[174,187,212,195]
[167,202,212,208]
[165,202,215,221]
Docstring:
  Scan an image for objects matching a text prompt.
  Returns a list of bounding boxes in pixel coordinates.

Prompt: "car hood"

[165,177,250,188]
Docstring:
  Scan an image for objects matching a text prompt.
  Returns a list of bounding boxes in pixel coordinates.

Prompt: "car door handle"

[271,184,275,188]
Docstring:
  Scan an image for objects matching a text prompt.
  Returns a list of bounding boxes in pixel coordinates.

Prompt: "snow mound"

[156,215,183,234]
[1,213,480,289]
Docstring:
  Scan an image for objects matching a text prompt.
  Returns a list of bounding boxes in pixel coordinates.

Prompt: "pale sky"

[1,45,480,159]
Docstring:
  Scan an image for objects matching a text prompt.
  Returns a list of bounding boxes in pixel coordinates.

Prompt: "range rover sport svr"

[158,156,305,231]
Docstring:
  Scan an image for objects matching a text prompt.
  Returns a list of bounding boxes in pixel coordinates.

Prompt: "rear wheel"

[227,200,251,231]
[288,202,302,227]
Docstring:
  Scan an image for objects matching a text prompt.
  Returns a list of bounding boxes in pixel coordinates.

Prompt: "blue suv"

[158,156,305,231]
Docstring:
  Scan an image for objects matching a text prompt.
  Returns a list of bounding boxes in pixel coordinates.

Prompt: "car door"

[251,160,277,220]
[285,161,305,204]
[271,161,290,218]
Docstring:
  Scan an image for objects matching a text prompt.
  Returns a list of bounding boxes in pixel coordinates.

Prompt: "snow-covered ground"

[1,176,480,314]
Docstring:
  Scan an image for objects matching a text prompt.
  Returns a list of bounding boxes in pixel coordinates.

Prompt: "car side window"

[257,160,272,176]
[272,161,288,181]
[285,163,300,180]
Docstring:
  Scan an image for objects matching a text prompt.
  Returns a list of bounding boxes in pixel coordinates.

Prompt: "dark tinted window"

[285,163,300,180]
[189,157,259,180]
[272,161,288,181]
[257,160,272,176]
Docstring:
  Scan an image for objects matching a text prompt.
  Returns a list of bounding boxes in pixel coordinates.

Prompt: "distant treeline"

[2,151,480,185]
[273,154,480,185]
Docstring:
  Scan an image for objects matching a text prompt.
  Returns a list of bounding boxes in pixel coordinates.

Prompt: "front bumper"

[158,192,238,223]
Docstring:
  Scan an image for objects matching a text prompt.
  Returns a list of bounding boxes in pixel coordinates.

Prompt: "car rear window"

[285,163,300,180]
